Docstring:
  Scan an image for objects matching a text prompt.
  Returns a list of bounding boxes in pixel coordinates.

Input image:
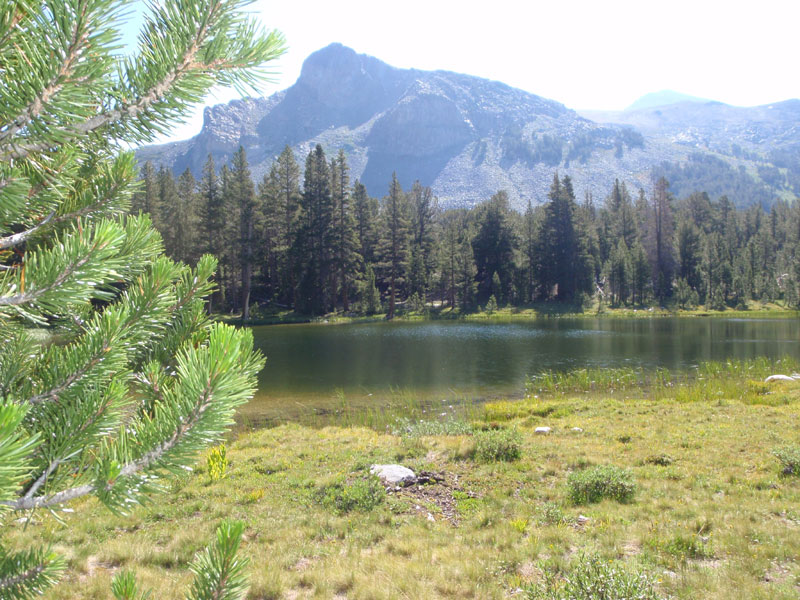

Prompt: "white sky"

[127,0,800,143]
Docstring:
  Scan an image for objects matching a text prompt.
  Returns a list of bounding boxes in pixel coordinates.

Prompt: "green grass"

[8,363,800,599]
[219,300,800,327]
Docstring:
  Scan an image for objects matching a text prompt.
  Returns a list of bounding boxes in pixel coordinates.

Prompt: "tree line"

[134,144,800,317]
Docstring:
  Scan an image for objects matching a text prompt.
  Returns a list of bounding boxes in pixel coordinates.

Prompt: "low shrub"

[206,444,228,482]
[526,553,664,600]
[314,476,385,514]
[774,445,800,475]
[537,501,566,526]
[567,465,636,504]
[644,453,674,467]
[474,428,522,462]
[656,533,713,561]
[509,518,528,533]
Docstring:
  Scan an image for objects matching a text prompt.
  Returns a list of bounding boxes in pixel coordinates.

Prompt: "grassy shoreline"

[14,359,800,599]
[220,302,800,327]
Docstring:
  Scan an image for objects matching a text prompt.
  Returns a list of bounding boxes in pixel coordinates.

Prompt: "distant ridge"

[137,44,800,209]
[626,90,711,111]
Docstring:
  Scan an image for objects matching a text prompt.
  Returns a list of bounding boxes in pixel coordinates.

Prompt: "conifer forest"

[138,144,800,319]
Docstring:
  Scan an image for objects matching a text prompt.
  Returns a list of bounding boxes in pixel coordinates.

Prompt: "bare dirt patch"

[385,470,471,525]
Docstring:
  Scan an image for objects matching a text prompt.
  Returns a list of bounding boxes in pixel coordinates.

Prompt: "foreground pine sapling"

[0,1,285,597]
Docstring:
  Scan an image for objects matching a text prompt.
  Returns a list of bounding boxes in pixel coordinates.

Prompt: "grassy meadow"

[224,300,800,326]
[11,358,800,599]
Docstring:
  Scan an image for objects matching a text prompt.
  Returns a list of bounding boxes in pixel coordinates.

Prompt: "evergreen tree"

[175,167,199,264]
[537,174,592,302]
[472,190,516,304]
[646,177,676,301]
[408,181,438,299]
[257,169,280,300]
[197,154,227,311]
[271,146,302,307]
[376,173,410,319]
[352,180,379,266]
[230,147,257,320]
[675,219,703,297]
[0,1,284,597]
[330,150,359,311]
[219,163,240,311]
[630,241,651,305]
[521,199,537,303]
[131,161,159,217]
[157,165,180,255]
[608,239,631,305]
[295,145,334,314]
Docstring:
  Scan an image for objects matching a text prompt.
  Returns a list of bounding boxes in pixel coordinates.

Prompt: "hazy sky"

[125,0,800,143]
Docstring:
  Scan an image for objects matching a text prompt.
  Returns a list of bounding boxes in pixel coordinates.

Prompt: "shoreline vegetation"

[12,357,800,599]
[222,300,800,326]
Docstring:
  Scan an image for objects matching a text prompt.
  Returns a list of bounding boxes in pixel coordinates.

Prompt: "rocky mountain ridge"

[137,44,800,210]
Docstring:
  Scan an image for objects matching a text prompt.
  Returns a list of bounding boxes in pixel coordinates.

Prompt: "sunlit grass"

[9,360,800,599]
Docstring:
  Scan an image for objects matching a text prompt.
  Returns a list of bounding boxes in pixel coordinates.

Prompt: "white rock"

[765,374,797,382]
[370,464,416,486]
[577,515,590,524]
[535,426,552,434]
[571,427,583,433]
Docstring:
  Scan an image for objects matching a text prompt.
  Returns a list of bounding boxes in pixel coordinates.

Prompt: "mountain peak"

[626,90,711,111]
[136,47,800,209]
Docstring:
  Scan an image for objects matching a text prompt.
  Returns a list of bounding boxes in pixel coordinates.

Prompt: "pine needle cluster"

[0,1,284,597]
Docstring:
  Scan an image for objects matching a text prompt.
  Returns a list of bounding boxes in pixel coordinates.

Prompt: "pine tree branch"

[0,244,95,307]
[0,2,88,147]
[0,563,47,594]
[0,171,127,250]
[3,1,224,161]
[7,373,218,511]
[21,457,64,500]
[0,211,54,250]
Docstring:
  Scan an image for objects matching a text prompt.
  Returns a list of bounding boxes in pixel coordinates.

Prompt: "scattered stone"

[426,513,435,522]
[535,426,552,434]
[416,471,445,485]
[571,427,583,433]
[577,515,590,525]
[765,374,798,382]
[370,464,416,486]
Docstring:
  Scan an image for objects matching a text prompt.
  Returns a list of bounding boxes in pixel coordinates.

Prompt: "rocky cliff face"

[137,45,800,209]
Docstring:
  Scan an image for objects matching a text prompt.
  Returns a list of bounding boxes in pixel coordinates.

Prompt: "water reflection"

[245,318,800,420]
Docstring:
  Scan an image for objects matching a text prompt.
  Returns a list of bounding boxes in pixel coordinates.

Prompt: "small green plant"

[510,518,528,533]
[567,465,636,504]
[314,476,385,514]
[453,490,480,515]
[656,533,713,561]
[537,502,565,526]
[485,295,498,314]
[474,428,522,462]
[207,444,228,482]
[773,445,800,475]
[526,553,664,599]
[644,453,674,466]
[243,489,265,504]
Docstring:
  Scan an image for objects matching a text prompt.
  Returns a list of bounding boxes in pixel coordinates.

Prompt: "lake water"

[240,317,800,423]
